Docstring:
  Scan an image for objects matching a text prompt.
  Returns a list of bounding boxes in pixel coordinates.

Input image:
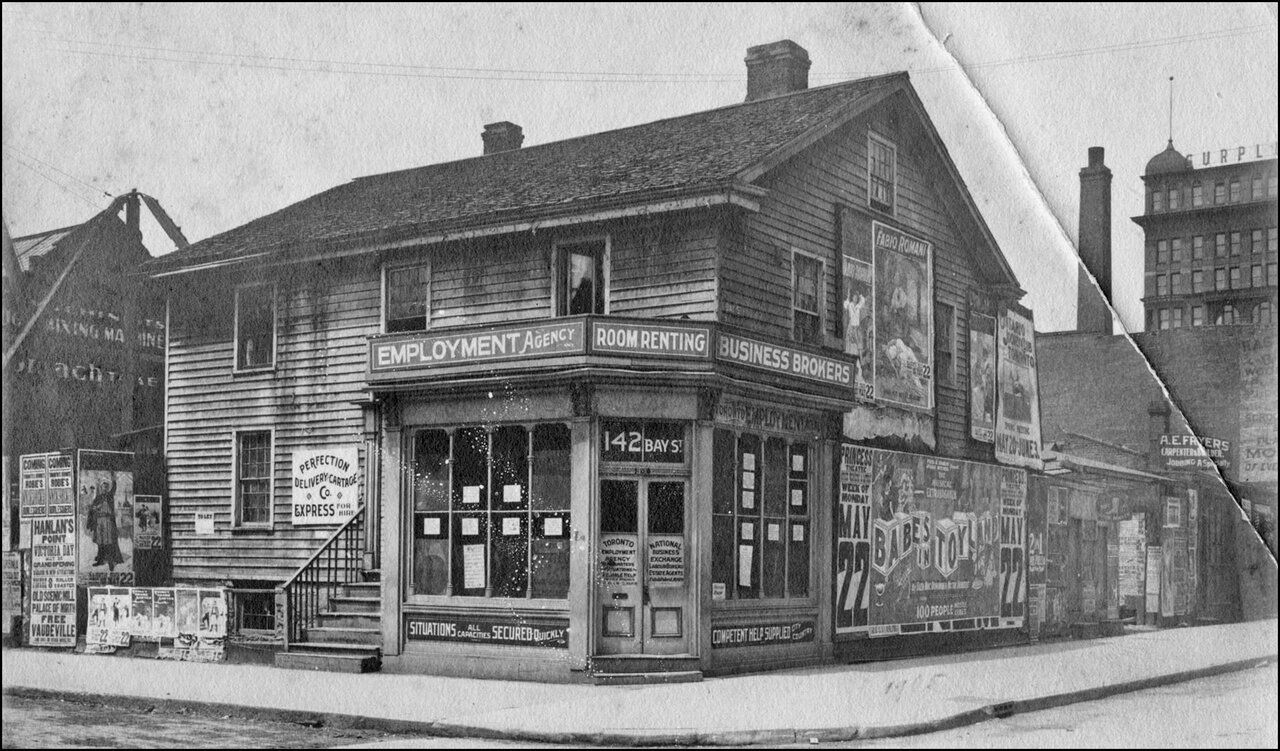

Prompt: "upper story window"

[934,302,956,386]
[385,262,430,333]
[1192,236,1205,259]
[1270,227,1278,253]
[792,250,823,344]
[1192,183,1204,207]
[1270,174,1278,198]
[1253,175,1264,200]
[1152,189,1164,213]
[555,238,607,316]
[1170,272,1182,294]
[1156,274,1168,297]
[1191,306,1204,326]
[1250,229,1263,254]
[1215,267,1227,290]
[235,284,275,371]
[867,133,896,214]
[1170,238,1183,262]
[235,429,273,526]
[1215,233,1227,257]
[1192,270,1205,293]
[1171,308,1183,328]
[1251,264,1263,288]
[1167,186,1180,210]
[1158,309,1170,330]
[1156,240,1169,265]
[1230,266,1242,289]
[1230,178,1242,203]
[1230,231,1242,256]
[1214,182,1226,204]
[1271,263,1278,287]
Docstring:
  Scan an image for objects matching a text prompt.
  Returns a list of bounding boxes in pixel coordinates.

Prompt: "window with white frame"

[792,250,822,344]
[555,238,607,316]
[235,285,275,370]
[235,430,273,526]
[385,262,430,332]
[867,133,896,214]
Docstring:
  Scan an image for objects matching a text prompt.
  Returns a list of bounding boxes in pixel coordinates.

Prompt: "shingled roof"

[145,73,906,275]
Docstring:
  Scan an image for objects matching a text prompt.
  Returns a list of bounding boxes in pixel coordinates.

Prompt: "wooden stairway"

[275,574,383,673]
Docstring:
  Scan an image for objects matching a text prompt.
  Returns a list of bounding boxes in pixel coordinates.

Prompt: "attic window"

[867,133,896,214]
[235,284,276,371]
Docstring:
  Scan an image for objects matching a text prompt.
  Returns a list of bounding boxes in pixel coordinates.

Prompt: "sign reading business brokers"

[717,332,853,388]
[405,614,569,648]
[995,309,1043,470]
[291,447,361,525]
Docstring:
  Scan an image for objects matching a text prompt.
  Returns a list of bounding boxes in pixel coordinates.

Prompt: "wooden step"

[338,581,382,598]
[590,654,700,675]
[286,640,381,656]
[328,596,381,613]
[361,569,382,582]
[316,611,382,629]
[306,626,382,645]
[276,650,381,673]
[592,670,702,686]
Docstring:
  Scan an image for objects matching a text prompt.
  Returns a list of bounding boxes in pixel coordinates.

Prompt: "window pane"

[237,286,274,368]
[238,432,271,525]
[712,429,737,515]
[490,513,528,598]
[386,264,429,332]
[413,514,450,595]
[413,430,450,512]
[530,424,571,510]
[451,514,488,596]
[600,480,638,534]
[452,428,488,510]
[648,482,684,535]
[763,438,787,517]
[561,241,605,315]
[761,516,786,598]
[788,521,810,597]
[738,434,761,515]
[530,512,570,598]
[490,425,528,509]
[712,514,735,600]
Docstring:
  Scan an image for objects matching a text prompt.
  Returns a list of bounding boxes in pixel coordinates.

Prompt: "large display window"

[410,423,572,599]
[711,429,812,601]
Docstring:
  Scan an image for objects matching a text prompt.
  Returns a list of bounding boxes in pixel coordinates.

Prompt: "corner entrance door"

[597,478,690,655]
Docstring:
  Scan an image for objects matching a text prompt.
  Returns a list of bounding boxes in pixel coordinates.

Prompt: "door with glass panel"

[596,478,690,655]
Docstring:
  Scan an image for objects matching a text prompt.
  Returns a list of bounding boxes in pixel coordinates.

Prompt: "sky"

[2,3,1277,333]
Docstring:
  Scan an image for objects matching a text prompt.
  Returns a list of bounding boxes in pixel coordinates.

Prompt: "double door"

[596,478,689,655]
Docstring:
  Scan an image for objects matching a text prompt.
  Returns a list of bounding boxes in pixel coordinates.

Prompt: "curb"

[6,654,1275,747]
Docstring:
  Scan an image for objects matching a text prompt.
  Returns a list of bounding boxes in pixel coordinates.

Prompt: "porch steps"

[590,654,702,684]
[275,572,384,674]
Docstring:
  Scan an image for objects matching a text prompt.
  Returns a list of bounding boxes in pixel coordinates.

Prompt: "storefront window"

[711,429,811,601]
[411,423,572,599]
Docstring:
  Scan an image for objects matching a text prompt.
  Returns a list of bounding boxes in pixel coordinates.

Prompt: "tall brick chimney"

[482,122,524,155]
[745,40,810,102]
[1076,146,1113,334]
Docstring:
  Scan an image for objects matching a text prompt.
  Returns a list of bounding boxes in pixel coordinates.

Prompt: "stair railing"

[276,505,367,649]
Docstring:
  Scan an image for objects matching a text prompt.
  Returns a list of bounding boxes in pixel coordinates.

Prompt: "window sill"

[232,365,276,376]
[230,526,275,536]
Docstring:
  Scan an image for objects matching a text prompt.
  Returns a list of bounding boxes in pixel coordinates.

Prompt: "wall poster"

[133,496,164,550]
[76,450,135,587]
[995,308,1043,470]
[22,451,78,648]
[835,445,1025,639]
[969,312,997,443]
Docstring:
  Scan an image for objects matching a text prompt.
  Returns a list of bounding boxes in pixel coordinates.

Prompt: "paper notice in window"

[544,517,564,537]
[792,524,805,542]
[792,453,805,472]
[737,545,753,587]
[742,453,756,471]
[502,517,520,536]
[422,517,441,536]
[712,582,726,601]
[742,490,755,509]
[741,522,754,540]
[462,485,482,505]
[742,471,755,490]
[503,484,522,504]
[463,544,485,589]
[461,517,480,536]
[791,488,804,506]
[767,523,780,541]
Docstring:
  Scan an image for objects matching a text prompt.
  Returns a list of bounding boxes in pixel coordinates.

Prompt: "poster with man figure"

[871,222,934,411]
[995,309,1043,470]
[76,451,135,587]
[969,313,997,442]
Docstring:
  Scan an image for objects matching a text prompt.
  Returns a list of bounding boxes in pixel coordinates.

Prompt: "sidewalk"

[4,619,1276,746]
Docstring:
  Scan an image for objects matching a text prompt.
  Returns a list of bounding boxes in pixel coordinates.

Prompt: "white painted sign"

[291,447,360,526]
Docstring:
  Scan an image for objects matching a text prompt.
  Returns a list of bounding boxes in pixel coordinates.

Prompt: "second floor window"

[1192,306,1204,326]
[1231,231,1242,256]
[868,133,896,214]
[1170,272,1182,294]
[236,430,273,526]
[1252,265,1263,288]
[1170,238,1183,262]
[1215,233,1227,257]
[1215,182,1226,204]
[1251,229,1263,254]
[385,263,430,332]
[792,251,822,344]
[1192,270,1205,293]
[934,302,955,386]
[1192,183,1204,207]
[235,284,275,370]
[1192,236,1204,259]
[1215,268,1227,290]
[1156,240,1169,265]
[1230,267,1241,289]
[1230,179,1242,203]
[1156,274,1168,297]
[556,239,606,316]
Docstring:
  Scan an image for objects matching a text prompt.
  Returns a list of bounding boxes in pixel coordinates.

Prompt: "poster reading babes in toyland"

[835,446,1026,638]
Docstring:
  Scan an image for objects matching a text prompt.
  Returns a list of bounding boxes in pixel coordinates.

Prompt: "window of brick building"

[1230,267,1241,289]
[1192,235,1204,259]
[1214,182,1226,204]
[1170,238,1183,262]
[1215,268,1227,290]
[1191,306,1204,326]
[1253,175,1265,200]
[1230,178,1242,203]
[1192,183,1204,207]
[1252,265,1263,289]
[1215,233,1227,257]
[1156,240,1169,265]
[1170,272,1182,294]
[1158,309,1170,330]
[1251,229,1263,254]
[1156,274,1168,297]
[1167,186,1180,210]
[1231,231,1242,256]
[1171,308,1183,328]
[1192,270,1205,293]
[1152,189,1164,213]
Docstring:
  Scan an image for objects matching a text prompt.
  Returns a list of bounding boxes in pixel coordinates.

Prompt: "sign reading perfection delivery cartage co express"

[370,320,586,374]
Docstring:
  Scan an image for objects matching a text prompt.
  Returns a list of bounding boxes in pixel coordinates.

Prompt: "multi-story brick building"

[1135,141,1277,331]
[146,41,1042,680]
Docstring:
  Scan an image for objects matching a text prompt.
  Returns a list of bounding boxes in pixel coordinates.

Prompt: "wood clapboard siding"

[722,107,998,463]
[611,219,718,320]
[166,257,380,583]
[432,237,552,328]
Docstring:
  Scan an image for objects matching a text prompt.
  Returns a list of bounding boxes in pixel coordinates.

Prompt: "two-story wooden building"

[146,41,1039,680]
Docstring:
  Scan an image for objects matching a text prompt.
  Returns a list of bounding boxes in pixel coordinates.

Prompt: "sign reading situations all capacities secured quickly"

[291,447,360,525]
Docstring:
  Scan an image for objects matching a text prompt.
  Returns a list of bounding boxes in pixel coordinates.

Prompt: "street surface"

[3,662,1275,749]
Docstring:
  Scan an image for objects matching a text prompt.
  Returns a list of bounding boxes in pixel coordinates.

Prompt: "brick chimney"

[1076,146,1113,334]
[745,40,810,102]
[482,122,524,155]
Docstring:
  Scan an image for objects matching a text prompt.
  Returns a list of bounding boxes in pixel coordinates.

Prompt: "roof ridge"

[354,71,909,183]
[11,222,85,244]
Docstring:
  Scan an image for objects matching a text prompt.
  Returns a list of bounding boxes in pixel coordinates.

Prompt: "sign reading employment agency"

[370,320,586,374]
[292,447,360,526]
